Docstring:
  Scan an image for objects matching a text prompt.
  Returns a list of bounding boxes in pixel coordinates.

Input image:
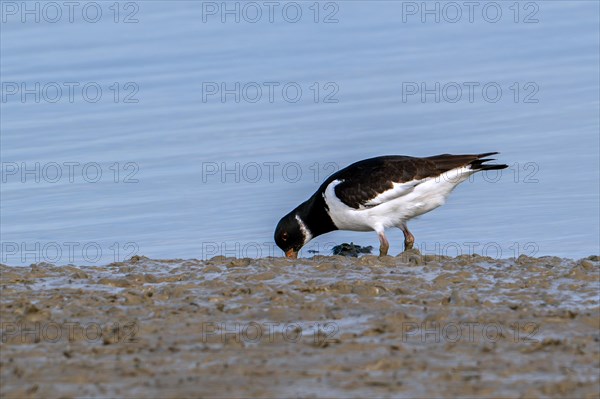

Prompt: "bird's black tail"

[470,152,508,171]
[426,152,508,172]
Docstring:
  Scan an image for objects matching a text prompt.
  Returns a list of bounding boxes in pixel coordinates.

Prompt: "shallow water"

[1,1,599,265]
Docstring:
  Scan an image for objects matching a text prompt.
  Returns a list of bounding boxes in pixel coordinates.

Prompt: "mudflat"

[1,252,598,398]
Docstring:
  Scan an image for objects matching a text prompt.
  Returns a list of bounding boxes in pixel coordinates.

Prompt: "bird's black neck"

[295,192,338,238]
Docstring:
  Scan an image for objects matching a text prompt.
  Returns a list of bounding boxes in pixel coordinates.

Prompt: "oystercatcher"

[274,153,507,258]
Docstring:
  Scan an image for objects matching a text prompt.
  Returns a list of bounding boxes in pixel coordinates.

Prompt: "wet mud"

[1,252,599,398]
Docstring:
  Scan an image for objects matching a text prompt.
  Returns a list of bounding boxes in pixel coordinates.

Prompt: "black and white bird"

[274,153,508,258]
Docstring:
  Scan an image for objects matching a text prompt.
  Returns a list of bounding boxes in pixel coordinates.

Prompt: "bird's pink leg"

[378,231,389,257]
[401,225,415,250]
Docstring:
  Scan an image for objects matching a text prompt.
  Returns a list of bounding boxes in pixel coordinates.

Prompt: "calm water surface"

[1,1,599,265]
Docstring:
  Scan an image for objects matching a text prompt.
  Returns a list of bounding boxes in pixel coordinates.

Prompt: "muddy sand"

[1,252,599,398]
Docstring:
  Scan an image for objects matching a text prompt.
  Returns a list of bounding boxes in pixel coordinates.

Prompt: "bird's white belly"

[323,167,473,233]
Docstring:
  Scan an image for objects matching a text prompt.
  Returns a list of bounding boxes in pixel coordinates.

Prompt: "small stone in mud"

[396,248,423,265]
[98,278,131,288]
[203,265,222,273]
[351,285,381,297]
[70,269,89,279]
[579,260,595,271]
[332,242,373,257]
[128,255,147,264]
[227,258,251,268]
[25,304,40,314]
[408,255,422,265]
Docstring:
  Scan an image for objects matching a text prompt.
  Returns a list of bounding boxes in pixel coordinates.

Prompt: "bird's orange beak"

[285,249,298,259]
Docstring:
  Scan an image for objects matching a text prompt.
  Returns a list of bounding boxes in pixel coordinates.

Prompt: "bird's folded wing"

[362,180,424,207]
[334,178,424,209]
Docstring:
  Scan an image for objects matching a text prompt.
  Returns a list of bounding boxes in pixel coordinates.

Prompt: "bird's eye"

[282,232,288,241]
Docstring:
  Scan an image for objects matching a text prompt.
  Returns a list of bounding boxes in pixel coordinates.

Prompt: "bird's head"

[274,212,310,259]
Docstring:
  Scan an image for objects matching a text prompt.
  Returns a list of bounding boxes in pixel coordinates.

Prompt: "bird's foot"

[378,232,389,257]
[401,225,415,252]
